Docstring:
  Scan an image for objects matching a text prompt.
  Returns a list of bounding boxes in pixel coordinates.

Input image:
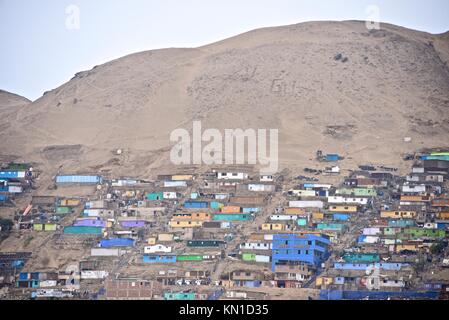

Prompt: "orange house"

[312,212,324,221]
[284,208,305,215]
[221,206,241,214]
[191,212,212,221]
[400,195,430,202]
[171,214,192,221]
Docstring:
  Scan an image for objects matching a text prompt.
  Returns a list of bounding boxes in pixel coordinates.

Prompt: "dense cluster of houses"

[0,151,449,300]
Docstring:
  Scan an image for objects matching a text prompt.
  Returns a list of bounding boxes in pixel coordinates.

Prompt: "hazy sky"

[1,0,449,101]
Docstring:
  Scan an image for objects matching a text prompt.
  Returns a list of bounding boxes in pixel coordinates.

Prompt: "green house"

[383,227,400,236]
[56,207,71,215]
[401,228,446,239]
[242,253,256,262]
[6,163,29,171]
[337,188,377,197]
[297,218,307,226]
[177,255,203,262]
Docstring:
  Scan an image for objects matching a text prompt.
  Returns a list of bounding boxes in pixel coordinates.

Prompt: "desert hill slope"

[1,20,449,177]
[0,90,31,108]
[0,90,31,157]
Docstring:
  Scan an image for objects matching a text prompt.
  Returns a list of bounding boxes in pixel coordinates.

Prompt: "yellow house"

[60,199,81,206]
[395,243,422,253]
[158,233,174,242]
[437,212,449,220]
[33,224,57,232]
[172,175,194,181]
[328,205,357,213]
[312,212,324,221]
[221,280,236,288]
[147,237,157,245]
[381,211,416,219]
[261,223,284,231]
[316,277,334,287]
[169,220,203,228]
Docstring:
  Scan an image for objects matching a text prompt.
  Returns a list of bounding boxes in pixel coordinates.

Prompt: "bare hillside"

[1,20,449,177]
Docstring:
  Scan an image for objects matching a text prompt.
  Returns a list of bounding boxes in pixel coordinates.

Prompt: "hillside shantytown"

[1,150,449,300]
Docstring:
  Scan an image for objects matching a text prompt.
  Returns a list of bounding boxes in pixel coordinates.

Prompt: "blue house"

[56,175,101,184]
[242,207,260,214]
[271,234,331,271]
[333,213,350,221]
[100,238,135,248]
[333,262,407,271]
[143,255,177,263]
[184,201,208,209]
[325,154,340,162]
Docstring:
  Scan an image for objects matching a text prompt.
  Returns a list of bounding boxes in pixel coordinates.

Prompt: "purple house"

[120,220,146,228]
[74,219,107,228]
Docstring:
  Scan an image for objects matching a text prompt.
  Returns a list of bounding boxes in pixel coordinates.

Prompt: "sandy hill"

[1,20,449,178]
[0,90,31,161]
[0,89,31,108]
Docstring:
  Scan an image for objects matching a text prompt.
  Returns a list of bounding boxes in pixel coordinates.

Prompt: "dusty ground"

[0,21,448,183]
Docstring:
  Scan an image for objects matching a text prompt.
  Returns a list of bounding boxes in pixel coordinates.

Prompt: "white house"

[270,215,298,221]
[402,185,426,193]
[260,175,274,182]
[216,172,249,180]
[327,196,368,205]
[164,181,187,188]
[248,184,275,192]
[163,192,179,199]
[144,244,172,254]
[240,242,272,250]
[80,271,109,280]
[289,201,324,209]
[363,227,381,236]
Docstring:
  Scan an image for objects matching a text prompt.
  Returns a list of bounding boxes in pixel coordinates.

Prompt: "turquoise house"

[147,192,164,201]
[210,201,224,209]
[317,223,345,232]
[164,292,196,300]
[63,226,103,235]
[213,214,250,221]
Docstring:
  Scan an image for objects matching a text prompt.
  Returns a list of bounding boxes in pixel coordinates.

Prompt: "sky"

[1,0,449,101]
